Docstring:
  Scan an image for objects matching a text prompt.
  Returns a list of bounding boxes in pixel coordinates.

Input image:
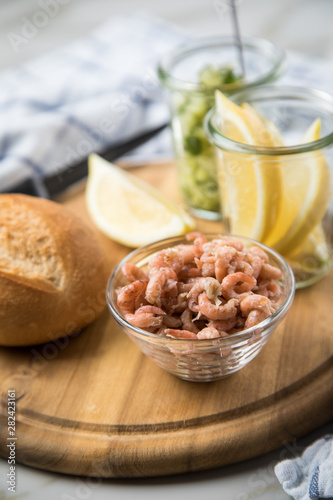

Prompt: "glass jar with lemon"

[205,86,333,288]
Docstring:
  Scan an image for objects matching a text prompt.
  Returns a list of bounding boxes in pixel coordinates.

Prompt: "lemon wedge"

[265,118,331,254]
[85,154,195,248]
[215,91,281,242]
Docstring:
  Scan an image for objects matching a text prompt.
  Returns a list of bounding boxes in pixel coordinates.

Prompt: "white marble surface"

[1,1,333,499]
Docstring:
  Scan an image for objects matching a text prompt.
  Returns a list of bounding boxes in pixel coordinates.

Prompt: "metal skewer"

[230,0,246,78]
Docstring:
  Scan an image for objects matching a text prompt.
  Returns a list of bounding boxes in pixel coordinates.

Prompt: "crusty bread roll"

[0,194,108,346]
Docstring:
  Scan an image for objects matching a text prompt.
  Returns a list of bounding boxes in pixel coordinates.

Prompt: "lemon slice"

[215,91,281,241]
[241,103,285,147]
[86,154,195,248]
[265,118,331,254]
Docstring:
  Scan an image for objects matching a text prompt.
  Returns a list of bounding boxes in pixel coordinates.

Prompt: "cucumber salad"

[172,65,241,217]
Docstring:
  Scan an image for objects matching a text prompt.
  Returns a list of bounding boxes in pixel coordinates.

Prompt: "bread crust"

[0,194,108,346]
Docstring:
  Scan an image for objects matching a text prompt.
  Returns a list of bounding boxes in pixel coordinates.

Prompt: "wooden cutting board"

[0,162,332,478]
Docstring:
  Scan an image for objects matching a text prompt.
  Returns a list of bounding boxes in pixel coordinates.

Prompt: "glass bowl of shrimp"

[106,233,295,382]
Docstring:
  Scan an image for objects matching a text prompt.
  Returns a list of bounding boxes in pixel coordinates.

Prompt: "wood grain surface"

[0,162,332,478]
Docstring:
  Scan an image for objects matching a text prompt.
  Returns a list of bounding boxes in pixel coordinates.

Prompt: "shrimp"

[245,309,269,328]
[121,263,148,283]
[244,252,262,279]
[125,305,165,329]
[167,292,188,314]
[227,258,253,277]
[201,262,216,277]
[240,294,274,317]
[180,308,200,333]
[212,237,244,251]
[165,329,198,339]
[257,279,282,302]
[177,282,195,294]
[116,234,285,340]
[117,280,148,313]
[207,317,238,333]
[259,263,283,281]
[196,251,216,277]
[187,277,221,312]
[135,305,166,315]
[163,314,182,329]
[214,246,238,282]
[186,232,207,258]
[178,265,202,281]
[221,272,257,300]
[148,248,184,276]
[174,245,195,265]
[247,246,269,263]
[198,294,238,320]
[145,268,178,308]
[197,326,220,339]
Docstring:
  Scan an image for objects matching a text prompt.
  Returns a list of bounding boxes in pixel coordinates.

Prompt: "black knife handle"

[3,123,168,198]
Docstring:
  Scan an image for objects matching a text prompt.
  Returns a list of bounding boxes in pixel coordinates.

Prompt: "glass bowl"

[106,234,295,382]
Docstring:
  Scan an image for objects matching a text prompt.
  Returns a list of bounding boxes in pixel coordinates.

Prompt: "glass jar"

[205,86,333,288]
[158,36,285,220]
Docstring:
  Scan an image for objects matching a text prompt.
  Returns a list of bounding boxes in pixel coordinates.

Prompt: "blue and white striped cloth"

[0,13,185,192]
[275,434,333,500]
[1,13,333,194]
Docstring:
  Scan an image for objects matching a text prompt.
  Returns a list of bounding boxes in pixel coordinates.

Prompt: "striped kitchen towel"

[275,434,333,500]
[0,13,185,192]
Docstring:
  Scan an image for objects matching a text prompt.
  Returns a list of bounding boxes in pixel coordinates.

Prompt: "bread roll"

[0,194,108,346]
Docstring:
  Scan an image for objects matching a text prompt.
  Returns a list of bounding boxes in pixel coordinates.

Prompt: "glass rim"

[106,233,295,345]
[204,85,333,155]
[157,36,286,94]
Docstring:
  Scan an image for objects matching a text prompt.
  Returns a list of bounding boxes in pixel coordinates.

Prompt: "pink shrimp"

[197,326,220,339]
[148,248,184,276]
[240,294,275,317]
[211,237,244,251]
[201,262,216,277]
[187,277,221,312]
[167,292,188,314]
[186,232,207,258]
[125,305,165,329]
[247,246,269,263]
[244,252,262,279]
[145,268,178,308]
[180,308,200,333]
[207,317,238,333]
[257,279,282,302]
[177,282,195,293]
[174,245,196,265]
[165,329,198,339]
[198,294,238,320]
[178,264,202,281]
[163,314,182,329]
[221,272,257,300]
[227,259,253,276]
[214,246,238,282]
[135,305,166,315]
[245,309,269,328]
[117,280,148,313]
[121,263,148,283]
[259,263,283,281]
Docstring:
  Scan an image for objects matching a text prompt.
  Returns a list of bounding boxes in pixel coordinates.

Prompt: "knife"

[2,123,168,198]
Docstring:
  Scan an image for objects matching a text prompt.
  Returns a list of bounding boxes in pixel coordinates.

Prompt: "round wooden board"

[0,162,333,478]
